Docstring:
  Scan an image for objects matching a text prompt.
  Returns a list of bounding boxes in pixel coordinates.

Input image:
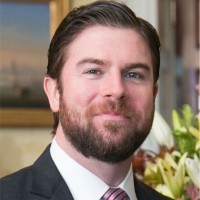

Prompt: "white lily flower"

[185,155,200,189]
[152,111,174,148]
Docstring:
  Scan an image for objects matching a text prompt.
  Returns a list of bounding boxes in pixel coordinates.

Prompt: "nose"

[100,72,127,100]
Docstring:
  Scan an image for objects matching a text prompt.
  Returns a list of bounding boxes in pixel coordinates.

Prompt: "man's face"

[59,25,158,163]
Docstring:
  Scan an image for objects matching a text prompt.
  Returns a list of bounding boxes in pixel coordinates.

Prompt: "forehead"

[65,25,153,68]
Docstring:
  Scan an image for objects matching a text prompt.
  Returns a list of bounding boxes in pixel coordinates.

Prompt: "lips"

[95,112,131,121]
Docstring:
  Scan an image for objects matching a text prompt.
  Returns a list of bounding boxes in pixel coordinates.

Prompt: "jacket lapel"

[30,145,74,200]
[134,177,150,200]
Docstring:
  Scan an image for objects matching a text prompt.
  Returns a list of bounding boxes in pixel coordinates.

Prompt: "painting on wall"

[0,2,52,126]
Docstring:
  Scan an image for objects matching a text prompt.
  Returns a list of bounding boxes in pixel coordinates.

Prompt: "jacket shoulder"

[0,166,33,200]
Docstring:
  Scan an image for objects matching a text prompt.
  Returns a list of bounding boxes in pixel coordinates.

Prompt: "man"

[0,1,173,199]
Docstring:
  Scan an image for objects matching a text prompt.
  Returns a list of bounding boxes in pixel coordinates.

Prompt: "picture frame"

[0,0,69,127]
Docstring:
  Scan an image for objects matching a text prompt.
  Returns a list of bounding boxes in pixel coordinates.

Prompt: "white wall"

[125,0,158,30]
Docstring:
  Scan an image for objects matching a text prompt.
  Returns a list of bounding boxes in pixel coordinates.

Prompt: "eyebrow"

[123,63,151,72]
[76,58,110,67]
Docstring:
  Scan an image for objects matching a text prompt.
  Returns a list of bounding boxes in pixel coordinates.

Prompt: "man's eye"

[83,69,103,79]
[125,72,142,79]
[86,69,101,75]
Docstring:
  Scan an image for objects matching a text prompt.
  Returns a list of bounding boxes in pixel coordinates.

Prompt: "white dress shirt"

[50,138,138,200]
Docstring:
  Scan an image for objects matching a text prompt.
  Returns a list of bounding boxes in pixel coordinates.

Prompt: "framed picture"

[0,0,69,127]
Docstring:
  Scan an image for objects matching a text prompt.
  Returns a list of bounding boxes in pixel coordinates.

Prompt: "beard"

[59,96,155,163]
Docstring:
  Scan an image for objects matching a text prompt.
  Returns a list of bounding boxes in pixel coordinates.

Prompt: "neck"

[55,126,132,187]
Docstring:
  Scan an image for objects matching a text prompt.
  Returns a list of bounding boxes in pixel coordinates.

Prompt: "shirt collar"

[50,138,137,200]
[118,165,138,200]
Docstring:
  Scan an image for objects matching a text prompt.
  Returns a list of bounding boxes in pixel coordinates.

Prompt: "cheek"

[129,87,155,111]
[64,83,98,109]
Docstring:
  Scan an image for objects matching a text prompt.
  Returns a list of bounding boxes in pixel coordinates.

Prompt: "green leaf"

[172,110,181,131]
[181,105,193,128]
[175,134,196,155]
[144,162,163,184]
[155,184,175,199]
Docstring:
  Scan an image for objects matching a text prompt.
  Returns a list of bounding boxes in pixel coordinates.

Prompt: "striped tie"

[101,188,130,200]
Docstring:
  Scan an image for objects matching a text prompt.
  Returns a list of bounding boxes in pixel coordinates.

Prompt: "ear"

[153,82,158,99]
[43,76,60,112]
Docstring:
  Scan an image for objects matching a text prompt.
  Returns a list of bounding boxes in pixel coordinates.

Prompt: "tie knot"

[101,188,130,200]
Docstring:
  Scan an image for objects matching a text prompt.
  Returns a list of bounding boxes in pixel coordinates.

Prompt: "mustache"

[85,100,133,118]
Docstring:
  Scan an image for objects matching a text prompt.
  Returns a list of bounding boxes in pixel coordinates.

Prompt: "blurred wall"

[0,128,52,177]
